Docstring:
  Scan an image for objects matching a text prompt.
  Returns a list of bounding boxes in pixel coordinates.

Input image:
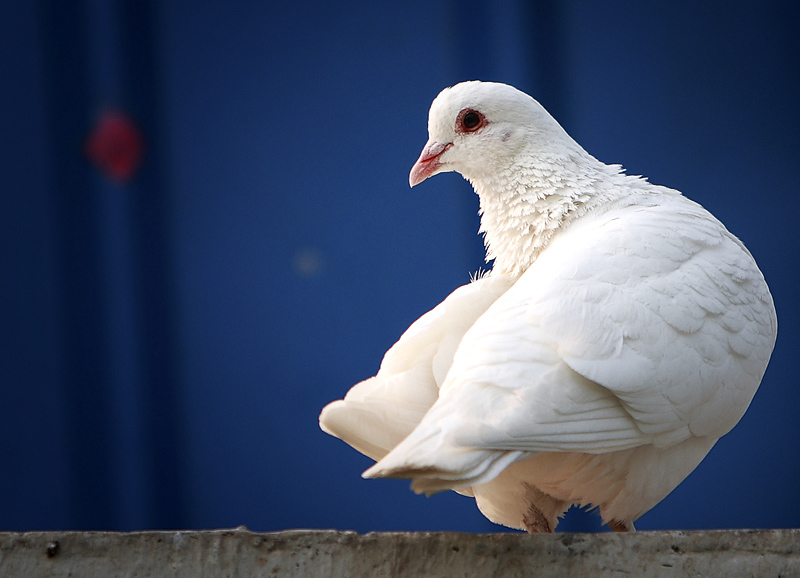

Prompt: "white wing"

[366,193,776,492]
[319,273,514,461]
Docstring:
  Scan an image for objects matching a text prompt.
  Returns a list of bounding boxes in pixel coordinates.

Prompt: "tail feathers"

[362,431,524,496]
[319,370,438,462]
[319,396,425,462]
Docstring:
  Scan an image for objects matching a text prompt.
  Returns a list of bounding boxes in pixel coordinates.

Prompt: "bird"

[319,81,777,533]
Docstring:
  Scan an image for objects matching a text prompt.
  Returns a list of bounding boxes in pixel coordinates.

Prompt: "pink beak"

[409,141,452,187]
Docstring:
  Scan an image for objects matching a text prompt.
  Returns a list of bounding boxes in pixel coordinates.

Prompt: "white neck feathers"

[469,152,632,276]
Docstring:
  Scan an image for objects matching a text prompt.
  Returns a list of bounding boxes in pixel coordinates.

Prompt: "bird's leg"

[608,520,636,532]
[521,484,559,533]
[523,502,552,533]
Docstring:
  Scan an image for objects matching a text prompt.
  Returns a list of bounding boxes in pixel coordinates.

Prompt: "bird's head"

[409,81,580,188]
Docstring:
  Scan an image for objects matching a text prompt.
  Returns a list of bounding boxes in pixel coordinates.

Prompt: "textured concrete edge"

[0,528,797,578]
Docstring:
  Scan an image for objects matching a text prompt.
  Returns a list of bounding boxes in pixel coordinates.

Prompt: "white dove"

[319,81,776,532]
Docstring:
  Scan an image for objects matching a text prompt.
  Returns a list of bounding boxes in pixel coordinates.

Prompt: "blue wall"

[1,0,798,533]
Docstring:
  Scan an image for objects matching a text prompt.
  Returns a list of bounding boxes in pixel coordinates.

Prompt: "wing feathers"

[364,195,775,487]
[319,274,514,461]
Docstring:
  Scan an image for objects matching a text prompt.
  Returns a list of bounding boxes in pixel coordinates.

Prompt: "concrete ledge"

[0,528,797,577]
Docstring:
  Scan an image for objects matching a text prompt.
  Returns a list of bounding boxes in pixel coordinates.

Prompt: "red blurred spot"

[85,111,144,183]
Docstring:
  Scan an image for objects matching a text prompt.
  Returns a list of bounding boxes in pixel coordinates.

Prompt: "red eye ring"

[456,108,486,133]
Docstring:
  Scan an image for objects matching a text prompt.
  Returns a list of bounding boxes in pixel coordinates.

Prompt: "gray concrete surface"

[0,528,797,577]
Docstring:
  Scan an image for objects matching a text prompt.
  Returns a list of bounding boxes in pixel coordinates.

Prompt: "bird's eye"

[463,111,480,128]
[456,109,485,133]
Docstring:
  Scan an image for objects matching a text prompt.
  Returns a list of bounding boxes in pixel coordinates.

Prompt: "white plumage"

[319,81,776,532]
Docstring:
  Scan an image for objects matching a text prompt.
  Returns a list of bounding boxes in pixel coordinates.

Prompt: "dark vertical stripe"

[116,0,187,528]
[40,0,116,529]
[450,0,498,272]
[523,0,569,124]
[450,0,495,81]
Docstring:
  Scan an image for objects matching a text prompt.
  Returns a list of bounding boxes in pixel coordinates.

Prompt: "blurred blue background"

[1,0,798,533]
